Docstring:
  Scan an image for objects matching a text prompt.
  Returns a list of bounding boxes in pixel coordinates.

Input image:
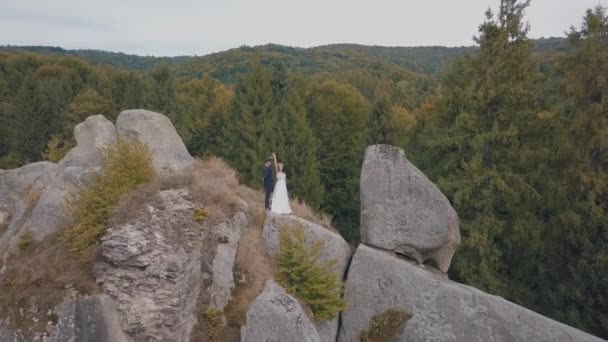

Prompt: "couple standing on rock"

[263,153,292,214]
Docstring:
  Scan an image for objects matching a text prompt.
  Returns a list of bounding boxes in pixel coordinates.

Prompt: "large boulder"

[339,244,605,342]
[360,144,460,273]
[116,109,195,173]
[94,189,205,341]
[262,213,351,342]
[0,162,59,271]
[241,280,321,342]
[58,115,117,168]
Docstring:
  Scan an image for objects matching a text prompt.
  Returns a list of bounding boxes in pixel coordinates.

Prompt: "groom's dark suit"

[263,163,274,210]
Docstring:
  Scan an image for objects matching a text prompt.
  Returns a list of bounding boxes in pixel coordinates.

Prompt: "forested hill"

[0,37,568,77]
[0,45,194,70]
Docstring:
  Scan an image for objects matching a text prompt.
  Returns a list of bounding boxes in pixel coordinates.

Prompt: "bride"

[270,153,292,214]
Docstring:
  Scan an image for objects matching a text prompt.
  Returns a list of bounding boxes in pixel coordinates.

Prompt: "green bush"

[359,309,411,342]
[276,225,347,320]
[62,140,154,253]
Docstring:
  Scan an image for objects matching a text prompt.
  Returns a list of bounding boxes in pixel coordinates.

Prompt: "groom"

[263,157,274,210]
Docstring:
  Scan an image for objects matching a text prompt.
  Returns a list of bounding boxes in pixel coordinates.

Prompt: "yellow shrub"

[203,307,224,341]
[359,309,411,342]
[62,140,154,253]
[193,207,208,223]
[276,225,347,321]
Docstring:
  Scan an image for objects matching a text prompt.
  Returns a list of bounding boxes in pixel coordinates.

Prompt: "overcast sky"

[0,0,604,56]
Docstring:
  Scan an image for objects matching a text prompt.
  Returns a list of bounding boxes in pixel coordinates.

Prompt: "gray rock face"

[208,200,249,310]
[116,109,195,173]
[360,144,460,273]
[59,115,117,168]
[0,117,115,268]
[0,162,58,216]
[48,295,130,342]
[94,189,204,342]
[262,213,351,342]
[0,162,60,271]
[241,280,321,342]
[339,244,605,342]
[0,295,129,342]
[0,320,24,342]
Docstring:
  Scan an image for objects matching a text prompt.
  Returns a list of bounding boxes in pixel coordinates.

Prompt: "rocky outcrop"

[116,109,195,173]
[360,144,460,273]
[263,213,351,342]
[339,244,604,342]
[58,115,117,168]
[241,280,321,342]
[0,110,196,272]
[0,115,119,271]
[94,189,205,341]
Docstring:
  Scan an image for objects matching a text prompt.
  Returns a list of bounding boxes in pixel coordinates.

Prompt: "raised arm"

[272,153,278,174]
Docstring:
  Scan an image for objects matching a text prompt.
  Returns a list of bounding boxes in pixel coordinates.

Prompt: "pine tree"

[417,0,554,298]
[14,70,71,162]
[148,64,176,114]
[368,98,416,148]
[368,97,392,145]
[306,79,369,240]
[267,64,324,208]
[223,63,274,186]
[546,6,608,336]
[112,71,145,110]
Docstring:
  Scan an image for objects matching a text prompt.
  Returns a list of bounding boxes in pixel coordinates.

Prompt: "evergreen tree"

[368,97,392,145]
[14,69,71,162]
[112,71,145,110]
[223,63,324,207]
[417,0,553,299]
[545,6,608,336]
[148,64,176,114]
[184,77,234,156]
[306,79,369,240]
[223,63,274,185]
[368,98,416,147]
[266,64,324,208]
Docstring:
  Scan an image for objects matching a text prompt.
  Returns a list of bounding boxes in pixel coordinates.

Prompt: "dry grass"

[223,206,273,325]
[16,230,33,251]
[290,198,333,230]
[0,235,97,337]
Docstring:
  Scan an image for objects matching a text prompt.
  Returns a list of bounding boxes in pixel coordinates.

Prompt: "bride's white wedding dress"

[271,172,292,214]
